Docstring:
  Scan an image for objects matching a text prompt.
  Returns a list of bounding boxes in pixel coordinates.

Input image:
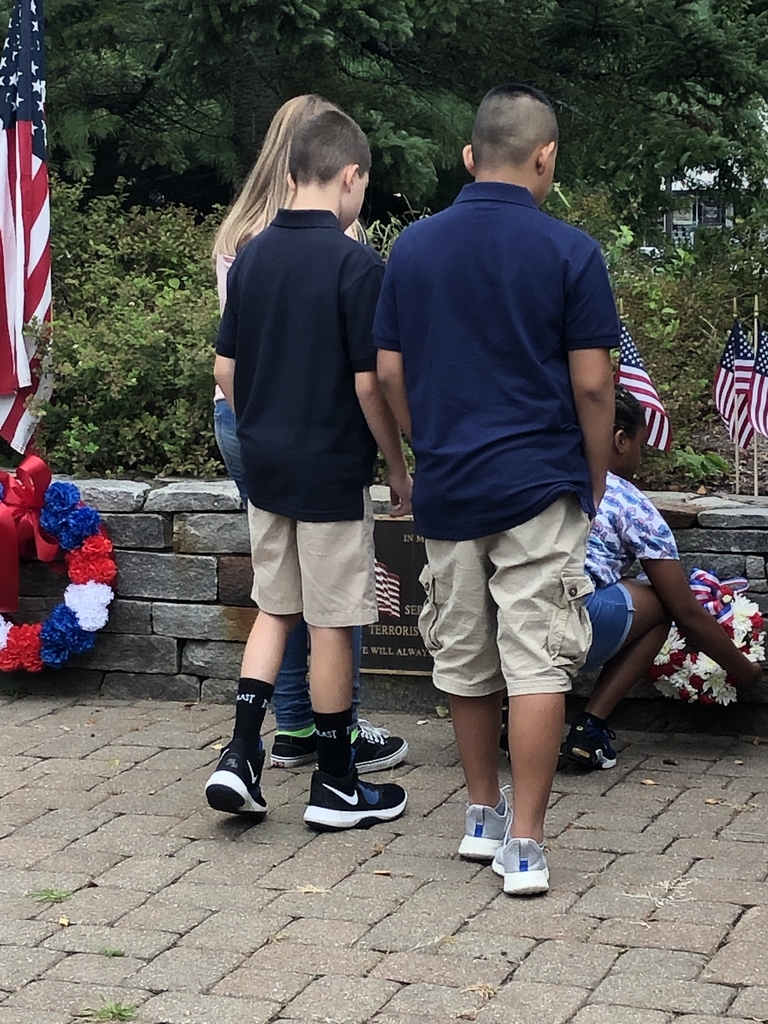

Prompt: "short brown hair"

[289,109,371,186]
[472,84,558,170]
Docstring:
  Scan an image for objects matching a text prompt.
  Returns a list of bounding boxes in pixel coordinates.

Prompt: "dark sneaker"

[492,835,549,896]
[353,719,408,773]
[303,766,407,831]
[205,743,267,816]
[271,730,317,769]
[560,713,617,770]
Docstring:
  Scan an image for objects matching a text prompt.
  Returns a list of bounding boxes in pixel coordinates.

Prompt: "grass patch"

[99,947,126,958]
[26,887,73,905]
[74,1001,139,1021]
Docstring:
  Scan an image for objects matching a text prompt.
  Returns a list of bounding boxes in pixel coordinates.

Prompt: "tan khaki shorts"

[247,490,378,628]
[418,495,593,698]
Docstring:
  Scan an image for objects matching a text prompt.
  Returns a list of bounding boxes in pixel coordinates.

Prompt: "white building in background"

[665,170,734,243]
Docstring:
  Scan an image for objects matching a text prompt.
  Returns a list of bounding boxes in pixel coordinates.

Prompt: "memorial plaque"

[361,516,433,676]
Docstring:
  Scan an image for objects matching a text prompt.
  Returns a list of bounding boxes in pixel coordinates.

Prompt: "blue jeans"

[214,398,362,729]
[583,582,635,672]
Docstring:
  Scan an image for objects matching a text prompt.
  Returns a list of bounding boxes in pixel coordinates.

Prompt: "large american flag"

[0,0,51,453]
[748,321,768,437]
[616,321,672,451]
[714,319,754,449]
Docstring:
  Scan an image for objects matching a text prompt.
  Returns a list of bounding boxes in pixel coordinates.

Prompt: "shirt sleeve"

[215,257,240,360]
[340,247,385,372]
[564,240,621,351]
[215,252,234,315]
[619,482,680,563]
[373,255,400,352]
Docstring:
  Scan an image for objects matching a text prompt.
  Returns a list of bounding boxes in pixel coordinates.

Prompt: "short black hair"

[289,109,371,186]
[471,84,559,170]
[615,385,646,438]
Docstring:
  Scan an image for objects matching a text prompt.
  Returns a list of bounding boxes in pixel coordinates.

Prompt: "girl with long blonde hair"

[210,96,407,786]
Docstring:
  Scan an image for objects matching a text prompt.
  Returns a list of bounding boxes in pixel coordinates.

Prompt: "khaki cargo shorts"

[418,495,593,697]
[247,490,378,628]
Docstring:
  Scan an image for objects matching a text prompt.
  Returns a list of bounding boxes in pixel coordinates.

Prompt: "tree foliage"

[33,0,768,223]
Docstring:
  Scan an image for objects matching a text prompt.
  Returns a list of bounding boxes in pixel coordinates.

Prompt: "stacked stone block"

[5,481,768,706]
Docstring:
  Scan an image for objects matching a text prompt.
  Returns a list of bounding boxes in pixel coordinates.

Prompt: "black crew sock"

[584,711,608,728]
[314,707,354,779]
[232,678,274,753]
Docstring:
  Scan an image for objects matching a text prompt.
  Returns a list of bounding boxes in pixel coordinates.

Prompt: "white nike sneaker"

[303,767,407,831]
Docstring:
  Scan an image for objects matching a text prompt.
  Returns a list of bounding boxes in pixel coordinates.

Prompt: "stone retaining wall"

[5,480,768,711]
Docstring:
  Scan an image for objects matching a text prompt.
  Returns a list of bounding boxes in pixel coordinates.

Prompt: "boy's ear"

[535,141,557,175]
[341,163,361,191]
[462,144,476,177]
[614,428,629,452]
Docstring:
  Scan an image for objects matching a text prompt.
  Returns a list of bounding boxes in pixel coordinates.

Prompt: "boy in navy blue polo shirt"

[206,109,411,830]
[376,85,617,893]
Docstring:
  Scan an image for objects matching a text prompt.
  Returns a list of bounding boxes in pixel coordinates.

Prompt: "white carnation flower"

[731,595,759,646]
[653,676,681,700]
[654,626,686,665]
[0,616,10,650]
[64,582,114,632]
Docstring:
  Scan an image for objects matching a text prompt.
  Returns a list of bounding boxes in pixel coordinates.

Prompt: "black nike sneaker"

[205,741,267,816]
[303,766,407,831]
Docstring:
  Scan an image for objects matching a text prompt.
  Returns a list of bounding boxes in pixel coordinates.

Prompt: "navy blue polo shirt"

[217,209,383,521]
[374,181,619,541]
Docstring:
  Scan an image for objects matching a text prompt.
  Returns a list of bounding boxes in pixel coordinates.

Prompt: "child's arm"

[214,355,236,410]
[642,558,762,685]
[568,348,615,510]
[355,370,412,517]
[377,350,411,440]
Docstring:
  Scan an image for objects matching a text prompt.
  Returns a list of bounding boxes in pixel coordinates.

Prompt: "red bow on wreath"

[688,568,749,627]
[0,455,60,614]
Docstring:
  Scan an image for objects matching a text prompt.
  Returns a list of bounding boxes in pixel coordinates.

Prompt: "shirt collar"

[453,181,538,209]
[272,209,342,229]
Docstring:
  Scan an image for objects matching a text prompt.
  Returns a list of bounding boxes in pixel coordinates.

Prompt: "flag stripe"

[616,321,672,451]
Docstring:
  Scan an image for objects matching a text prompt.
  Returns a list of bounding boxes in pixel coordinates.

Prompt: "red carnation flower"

[751,613,764,629]
[80,533,113,558]
[699,693,716,706]
[670,650,686,668]
[0,623,44,673]
[688,674,704,691]
[66,550,117,586]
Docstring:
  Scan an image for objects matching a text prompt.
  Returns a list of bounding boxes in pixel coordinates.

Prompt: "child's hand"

[388,470,413,518]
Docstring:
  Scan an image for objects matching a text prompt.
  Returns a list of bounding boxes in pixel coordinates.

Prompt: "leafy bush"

[29,178,222,477]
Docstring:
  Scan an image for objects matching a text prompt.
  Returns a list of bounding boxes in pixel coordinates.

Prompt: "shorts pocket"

[547,571,594,672]
[417,564,442,654]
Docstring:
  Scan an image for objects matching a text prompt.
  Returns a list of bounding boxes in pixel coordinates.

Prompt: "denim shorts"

[583,582,634,671]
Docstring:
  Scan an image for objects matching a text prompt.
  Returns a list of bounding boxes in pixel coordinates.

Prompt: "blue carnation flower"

[41,482,82,537]
[40,604,95,668]
[56,506,102,551]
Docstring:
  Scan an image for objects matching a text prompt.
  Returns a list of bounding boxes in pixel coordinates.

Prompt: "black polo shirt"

[374,181,619,541]
[216,209,383,521]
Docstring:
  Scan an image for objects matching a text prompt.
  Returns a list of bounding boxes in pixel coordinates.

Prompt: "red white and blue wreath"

[649,568,765,706]
[0,465,116,672]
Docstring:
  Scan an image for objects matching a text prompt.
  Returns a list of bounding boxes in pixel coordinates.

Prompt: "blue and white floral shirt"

[586,471,679,587]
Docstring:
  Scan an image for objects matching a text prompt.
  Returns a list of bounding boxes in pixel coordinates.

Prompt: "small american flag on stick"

[714,319,754,449]
[616,321,672,451]
[374,560,401,619]
[0,0,51,453]
[748,321,768,437]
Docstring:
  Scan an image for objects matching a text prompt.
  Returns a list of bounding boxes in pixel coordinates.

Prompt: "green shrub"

[31,178,223,477]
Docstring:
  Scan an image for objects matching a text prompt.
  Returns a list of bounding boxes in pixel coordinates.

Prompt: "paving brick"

[514,940,621,987]
[358,911,467,953]
[0,945,64,989]
[571,1008,672,1024]
[384,981,485,1018]
[43,924,178,959]
[243,940,382,977]
[138,992,280,1024]
[728,985,768,1018]
[1,980,152,1014]
[475,981,589,1024]
[281,974,401,1022]
[127,946,244,993]
[435,933,535,965]
[591,974,734,1015]
[591,919,727,955]
[34,886,149,926]
[93,855,194,892]
[213,966,314,1002]
[44,952,145,984]
[610,947,707,980]
[701,939,768,985]
[268,890,400,924]
[370,950,513,988]
[179,910,291,952]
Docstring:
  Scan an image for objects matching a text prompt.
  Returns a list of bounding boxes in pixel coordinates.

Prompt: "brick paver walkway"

[1,695,767,1023]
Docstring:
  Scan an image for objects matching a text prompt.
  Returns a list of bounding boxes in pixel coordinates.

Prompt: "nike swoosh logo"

[246,761,258,786]
[322,783,359,806]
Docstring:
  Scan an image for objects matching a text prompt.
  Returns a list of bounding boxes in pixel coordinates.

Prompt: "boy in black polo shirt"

[206,109,410,830]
